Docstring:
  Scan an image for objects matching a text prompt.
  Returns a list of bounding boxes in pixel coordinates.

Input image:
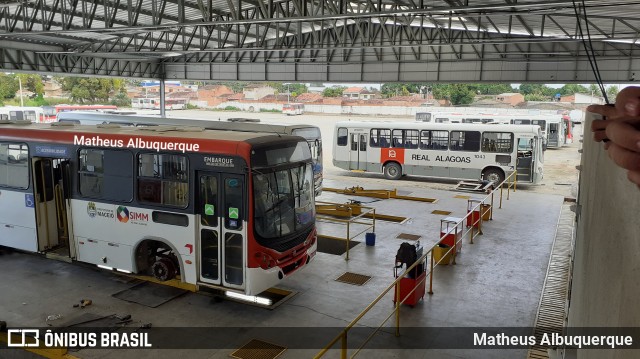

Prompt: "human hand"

[587,87,640,187]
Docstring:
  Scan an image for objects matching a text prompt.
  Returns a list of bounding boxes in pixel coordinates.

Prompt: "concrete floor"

[0,179,564,359]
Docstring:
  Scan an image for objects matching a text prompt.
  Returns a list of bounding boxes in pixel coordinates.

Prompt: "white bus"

[0,120,317,297]
[334,121,544,184]
[131,97,188,110]
[510,114,571,149]
[282,103,304,116]
[0,106,46,123]
[57,112,324,196]
[416,110,557,149]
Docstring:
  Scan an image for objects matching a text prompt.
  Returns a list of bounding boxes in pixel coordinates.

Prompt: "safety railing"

[498,170,518,209]
[315,200,376,261]
[314,172,518,359]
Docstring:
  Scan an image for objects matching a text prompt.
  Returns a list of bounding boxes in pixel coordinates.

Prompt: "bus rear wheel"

[384,162,402,180]
[151,258,177,282]
[482,168,505,185]
[136,240,180,281]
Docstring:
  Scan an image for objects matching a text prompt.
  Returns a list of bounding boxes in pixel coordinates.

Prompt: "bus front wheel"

[482,168,505,185]
[384,162,402,180]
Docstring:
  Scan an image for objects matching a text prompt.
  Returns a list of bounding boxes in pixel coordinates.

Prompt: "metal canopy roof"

[1,0,640,82]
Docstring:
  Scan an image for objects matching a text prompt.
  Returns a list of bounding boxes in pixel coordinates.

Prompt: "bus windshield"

[253,163,315,240]
[251,140,314,241]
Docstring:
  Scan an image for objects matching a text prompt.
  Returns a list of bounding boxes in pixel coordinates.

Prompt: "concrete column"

[568,117,640,359]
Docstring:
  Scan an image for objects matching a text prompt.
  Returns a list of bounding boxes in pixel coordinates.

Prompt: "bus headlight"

[255,252,276,270]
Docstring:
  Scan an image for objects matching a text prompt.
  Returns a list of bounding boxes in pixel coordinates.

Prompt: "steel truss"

[0,0,639,81]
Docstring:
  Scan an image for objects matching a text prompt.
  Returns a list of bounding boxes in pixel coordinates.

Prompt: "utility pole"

[18,76,24,107]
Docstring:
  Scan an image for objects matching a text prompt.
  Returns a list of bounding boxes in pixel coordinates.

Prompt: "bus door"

[348,133,368,170]
[32,157,72,257]
[197,172,246,290]
[515,137,535,182]
[547,123,560,147]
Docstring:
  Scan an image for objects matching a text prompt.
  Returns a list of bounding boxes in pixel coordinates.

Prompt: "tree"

[322,86,346,97]
[430,84,451,101]
[59,77,123,103]
[518,84,556,97]
[110,91,132,107]
[447,84,475,105]
[524,93,549,102]
[0,74,18,101]
[16,74,44,96]
[606,85,619,100]
[381,83,421,97]
[472,83,514,95]
[559,84,590,95]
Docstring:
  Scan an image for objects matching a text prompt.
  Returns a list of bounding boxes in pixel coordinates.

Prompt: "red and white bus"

[282,103,304,115]
[58,112,324,197]
[334,121,544,184]
[0,120,317,297]
[42,104,118,122]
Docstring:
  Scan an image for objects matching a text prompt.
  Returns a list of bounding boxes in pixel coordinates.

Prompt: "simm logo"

[116,206,129,223]
[117,206,148,223]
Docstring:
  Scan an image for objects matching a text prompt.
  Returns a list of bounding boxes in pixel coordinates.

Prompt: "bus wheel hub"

[151,258,177,281]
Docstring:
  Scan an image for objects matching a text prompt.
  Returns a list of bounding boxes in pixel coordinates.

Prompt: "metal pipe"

[346,221,350,261]
[428,251,434,294]
[395,282,401,337]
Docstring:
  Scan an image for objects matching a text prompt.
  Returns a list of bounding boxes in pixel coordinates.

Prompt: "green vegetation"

[110,92,132,107]
[56,76,126,103]
[524,93,549,102]
[380,83,514,105]
[0,75,616,109]
[322,86,346,97]
[259,108,282,113]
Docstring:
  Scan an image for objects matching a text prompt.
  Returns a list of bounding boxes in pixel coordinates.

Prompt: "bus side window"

[405,130,419,149]
[337,128,348,146]
[419,130,430,150]
[370,130,379,147]
[392,130,403,148]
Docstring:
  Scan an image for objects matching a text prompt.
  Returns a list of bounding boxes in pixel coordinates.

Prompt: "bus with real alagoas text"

[334,121,544,185]
[0,120,317,297]
[57,112,324,196]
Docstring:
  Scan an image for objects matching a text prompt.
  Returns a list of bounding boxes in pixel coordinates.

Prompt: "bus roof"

[0,122,302,147]
[336,120,542,134]
[57,112,319,136]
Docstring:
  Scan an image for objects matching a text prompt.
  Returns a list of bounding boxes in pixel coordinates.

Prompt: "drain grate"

[454,195,471,199]
[396,233,421,241]
[335,272,372,286]
[526,203,575,359]
[431,210,452,216]
[230,339,286,359]
[317,236,360,256]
